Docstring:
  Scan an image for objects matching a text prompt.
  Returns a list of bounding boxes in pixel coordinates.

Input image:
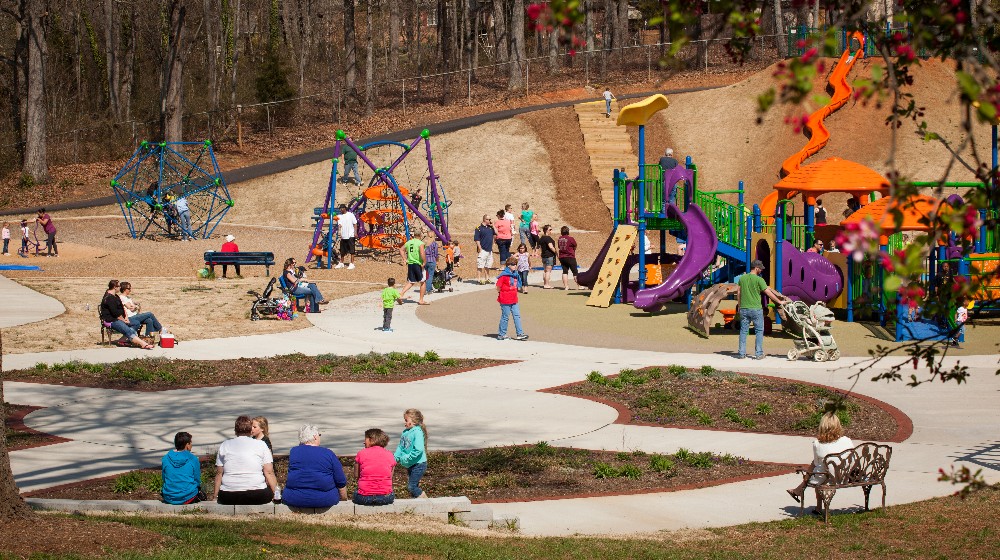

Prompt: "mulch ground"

[551,366,899,442]
[5,353,505,391]
[27,444,789,504]
[4,404,55,450]
[0,515,164,558]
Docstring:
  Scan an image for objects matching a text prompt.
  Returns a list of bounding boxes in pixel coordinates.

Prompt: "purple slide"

[633,203,718,312]
[778,240,843,304]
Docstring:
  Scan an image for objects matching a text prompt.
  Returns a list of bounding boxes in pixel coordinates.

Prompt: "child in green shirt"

[379,278,403,332]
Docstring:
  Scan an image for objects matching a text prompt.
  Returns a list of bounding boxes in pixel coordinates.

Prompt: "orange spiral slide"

[760,31,866,218]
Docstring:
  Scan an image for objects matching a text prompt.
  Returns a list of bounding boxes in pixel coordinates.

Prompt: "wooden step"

[574,100,635,213]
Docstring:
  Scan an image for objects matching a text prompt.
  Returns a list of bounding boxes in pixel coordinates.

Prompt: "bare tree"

[773,0,787,57]
[492,0,508,65]
[104,0,136,121]
[507,0,524,89]
[160,0,187,142]
[344,0,357,94]
[23,0,48,182]
[0,331,34,520]
[365,0,374,114]
[1,0,28,164]
[388,0,400,78]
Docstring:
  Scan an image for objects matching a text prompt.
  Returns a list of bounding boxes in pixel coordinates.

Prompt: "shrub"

[615,451,630,461]
[586,371,607,385]
[423,350,440,362]
[646,367,663,380]
[722,408,757,429]
[618,369,648,385]
[755,403,773,415]
[684,451,715,469]
[593,462,618,479]
[33,362,48,371]
[441,358,459,367]
[649,454,675,473]
[112,471,162,494]
[699,365,717,376]
[667,365,687,377]
[619,464,642,479]
[686,407,713,425]
[374,365,392,376]
[532,441,555,455]
[317,364,334,375]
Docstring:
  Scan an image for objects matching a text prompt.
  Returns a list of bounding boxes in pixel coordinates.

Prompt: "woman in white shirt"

[787,412,854,509]
[213,415,278,505]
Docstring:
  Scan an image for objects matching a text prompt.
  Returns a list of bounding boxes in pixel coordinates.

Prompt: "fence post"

[468,69,472,105]
[647,46,651,82]
[585,51,589,86]
[402,78,406,116]
[704,40,708,71]
[525,59,529,97]
[236,105,243,149]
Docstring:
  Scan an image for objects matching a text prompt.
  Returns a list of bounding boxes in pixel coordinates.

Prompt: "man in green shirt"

[341,145,361,184]
[399,229,428,305]
[735,260,789,359]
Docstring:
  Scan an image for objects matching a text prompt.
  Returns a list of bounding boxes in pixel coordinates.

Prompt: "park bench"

[796,442,893,523]
[204,251,275,276]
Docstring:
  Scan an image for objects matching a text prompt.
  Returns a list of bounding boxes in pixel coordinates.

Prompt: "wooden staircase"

[573,100,635,212]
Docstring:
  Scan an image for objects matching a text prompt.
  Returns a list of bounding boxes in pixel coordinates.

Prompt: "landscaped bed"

[550,366,901,442]
[26,443,790,503]
[5,352,505,391]
[4,404,54,451]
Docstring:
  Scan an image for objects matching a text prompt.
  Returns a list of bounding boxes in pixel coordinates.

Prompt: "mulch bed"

[0,516,164,558]
[549,366,900,442]
[5,353,506,391]
[27,444,789,504]
[4,404,60,451]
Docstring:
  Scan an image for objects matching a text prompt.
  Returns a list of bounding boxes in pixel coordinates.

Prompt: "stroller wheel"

[813,349,828,362]
[829,349,841,361]
[787,349,799,361]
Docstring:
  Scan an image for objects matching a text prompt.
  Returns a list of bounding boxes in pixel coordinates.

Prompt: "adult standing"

[474,215,496,285]
[399,229,429,305]
[342,145,361,184]
[602,87,616,118]
[815,199,827,225]
[557,226,579,290]
[220,234,241,278]
[173,194,194,240]
[424,235,439,288]
[281,425,349,509]
[334,204,358,270]
[658,149,680,205]
[35,208,57,257]
[539,225,557,289]
[213,415,278,505]
[735,260,790,360]
[518,202,534,246]
[494,210,514,264]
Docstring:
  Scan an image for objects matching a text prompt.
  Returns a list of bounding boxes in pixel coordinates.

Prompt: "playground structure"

[111,141,233,239]
[581,30,1000,342]
[307,130,451,267]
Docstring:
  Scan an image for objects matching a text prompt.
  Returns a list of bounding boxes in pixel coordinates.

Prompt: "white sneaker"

[347,263,355,270]
[334,263,344,269]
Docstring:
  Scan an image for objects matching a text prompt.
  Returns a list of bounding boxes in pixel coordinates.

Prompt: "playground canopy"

[774,157,890,204]
[839,194,947,238]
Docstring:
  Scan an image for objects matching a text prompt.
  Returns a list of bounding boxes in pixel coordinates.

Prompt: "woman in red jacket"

[220,234,240,278]
[496,256,529,341]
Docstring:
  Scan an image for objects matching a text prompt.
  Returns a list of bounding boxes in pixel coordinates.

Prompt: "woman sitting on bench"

[119,281,163,339]
[283,258,326,313]
[100,280,154,349]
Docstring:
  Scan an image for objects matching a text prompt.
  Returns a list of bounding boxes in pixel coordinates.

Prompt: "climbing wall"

[686,283,739,337]
[586,225,638,308]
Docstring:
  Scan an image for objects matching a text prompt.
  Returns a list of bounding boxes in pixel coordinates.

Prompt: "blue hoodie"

[394,426,427,467]
[498,267,521,289]
[161,450,201,504]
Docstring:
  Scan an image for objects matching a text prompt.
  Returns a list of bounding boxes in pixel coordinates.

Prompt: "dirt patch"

[29,444,788,504]
[550,366,899,442]
[5,352,505,391]
[0,515,164,559]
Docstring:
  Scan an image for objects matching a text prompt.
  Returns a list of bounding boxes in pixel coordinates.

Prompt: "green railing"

[759,218,807,249]
[887,232,905,253]
[694,190,748,250]
[641,164,664,216]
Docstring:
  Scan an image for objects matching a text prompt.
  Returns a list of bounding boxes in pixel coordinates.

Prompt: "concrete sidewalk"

[0,274,64,329]
[4,275,1000,536]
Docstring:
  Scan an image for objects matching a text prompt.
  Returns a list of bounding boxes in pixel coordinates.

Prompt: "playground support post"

[637,123,647,290]
[846,258,854,322]
[804,198,815,248]
[738,180,744,206]
[878,243,888,327]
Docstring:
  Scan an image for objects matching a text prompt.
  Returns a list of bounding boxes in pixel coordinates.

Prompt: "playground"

[2,45,1000,547]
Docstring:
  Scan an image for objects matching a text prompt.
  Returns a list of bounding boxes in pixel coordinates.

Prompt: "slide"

[633,203,718,312]
[778,240,843,304]
[760,31,866,219]
[577,232,616,289]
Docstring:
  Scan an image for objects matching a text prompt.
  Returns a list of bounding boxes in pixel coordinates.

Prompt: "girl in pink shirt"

[353,428,396,505]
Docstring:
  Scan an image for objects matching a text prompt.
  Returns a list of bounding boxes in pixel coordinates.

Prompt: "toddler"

[379,278,402,332]
[516,243,530,293]
[952,297,968,347]
[353,428,396,506]
[1,222,9,255]
[394,409,429,498]
[452,241,462,267]
[19,220,29,257]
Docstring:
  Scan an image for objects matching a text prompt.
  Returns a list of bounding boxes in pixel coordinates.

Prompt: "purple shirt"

[40,214,55,235]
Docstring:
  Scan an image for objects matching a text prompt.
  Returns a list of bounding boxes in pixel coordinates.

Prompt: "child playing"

[497,256,529,340]
[452,241,463,267]
[952,297,968,347]
[2,222,9,255]
[379,278,403,332]
[394,409,429,498]
[516,243,530,294]
[353,428,396,506]
[19,219,29,257]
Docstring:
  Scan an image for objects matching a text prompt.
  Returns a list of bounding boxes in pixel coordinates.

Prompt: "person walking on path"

[220,234,241,278]
[378,278,403,332]
[603,87,616,118]
[518,202,534,246]
[342,145,361,184]
[474,215,496,284]
[557,226,579,290]
[735,260,790,359]
[494,209,514,264]
[496,256,529,340]
[334,204,358,270]
[35,208,57,256]
[399,229,429,305]
[539,225,557,288]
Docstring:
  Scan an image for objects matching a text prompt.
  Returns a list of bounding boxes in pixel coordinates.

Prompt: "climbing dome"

[111,140,233,239]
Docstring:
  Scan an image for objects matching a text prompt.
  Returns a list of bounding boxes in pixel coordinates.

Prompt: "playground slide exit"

[759,31,866,219]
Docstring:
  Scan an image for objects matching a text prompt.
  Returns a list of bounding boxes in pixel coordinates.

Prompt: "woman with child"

[283,257,326,313]
[100,279,154,349]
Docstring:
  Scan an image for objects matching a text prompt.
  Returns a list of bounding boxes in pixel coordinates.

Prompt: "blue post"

[613,168,621,224]
[638,124,646,215]
[744,214,753,271]
[753,204,762,233]
[846,259,854,322]
[804,198,815,248]
[775,214,784,296]
[738,180,744,206]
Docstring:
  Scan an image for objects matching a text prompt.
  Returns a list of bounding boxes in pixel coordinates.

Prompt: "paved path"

[575,100,634,211]
[0,274,64,329]
[4,273,1000,536]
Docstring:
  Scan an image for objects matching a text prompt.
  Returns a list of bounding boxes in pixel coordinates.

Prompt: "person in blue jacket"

[281,424,348,508]
[161,432,202,504]
[394,408,429,498]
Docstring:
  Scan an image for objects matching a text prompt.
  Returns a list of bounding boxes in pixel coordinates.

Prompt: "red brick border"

[5,405,70,451]
[541,369,914,443]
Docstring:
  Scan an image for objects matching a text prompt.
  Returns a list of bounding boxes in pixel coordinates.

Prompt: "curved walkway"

[4,273,999,536]
[0,274,65,329]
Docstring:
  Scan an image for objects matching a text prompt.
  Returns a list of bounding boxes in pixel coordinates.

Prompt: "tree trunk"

[24,0,48,183]
[616,0,628,53]
[773,0,787,57]
[389,0,400,78]
[585,0,595,79]
[160,0,186,142]
[547,23,558,73]
[104,0,121,120]
[507,0,524,89]
[344,0,357,95]
[204,0,219,112]
[120,3,137,121]
[0,331,35,520]
[471,0,479,75]
[493,0,508,64]
[365,0,374,114]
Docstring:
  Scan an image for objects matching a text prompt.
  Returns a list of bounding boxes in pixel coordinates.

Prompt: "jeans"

[178,210,193,239]
[353,491,395,506]
[109,319,137,339]
[519,225,530,245]
[382,307,393,329]
[605,98,612,114]
[738,308,765,358]
[498,303,525,338]
[518,270,528,289]
[343,161,361,183]
[293,283,324,312]
[497,238,512,263]
[425,260,437,284]
[128,312,162,336]
[406,462,427,498]
[2,238,8,253]
[46,231,57,255]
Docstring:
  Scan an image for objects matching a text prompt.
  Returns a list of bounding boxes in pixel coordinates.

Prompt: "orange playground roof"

[775,157,890,195]
[839,194,946,233]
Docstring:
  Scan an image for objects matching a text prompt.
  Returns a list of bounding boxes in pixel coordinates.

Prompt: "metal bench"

[797,442,893,523]
[204,251,275,276]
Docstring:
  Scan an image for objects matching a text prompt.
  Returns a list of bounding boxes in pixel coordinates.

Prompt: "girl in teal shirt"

[394,408,429,498]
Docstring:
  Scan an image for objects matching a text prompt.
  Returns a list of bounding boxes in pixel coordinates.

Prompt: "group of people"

[161,410,430,509]
[2,208,57,257]
[99,279,164,350]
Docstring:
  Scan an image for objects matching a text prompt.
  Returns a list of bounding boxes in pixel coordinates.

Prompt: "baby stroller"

[782,301,840,362]
[431,262,460,293]
[247,278,292,321]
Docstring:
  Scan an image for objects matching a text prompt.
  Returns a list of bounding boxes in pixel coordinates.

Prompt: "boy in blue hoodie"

[161,432,203,504]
